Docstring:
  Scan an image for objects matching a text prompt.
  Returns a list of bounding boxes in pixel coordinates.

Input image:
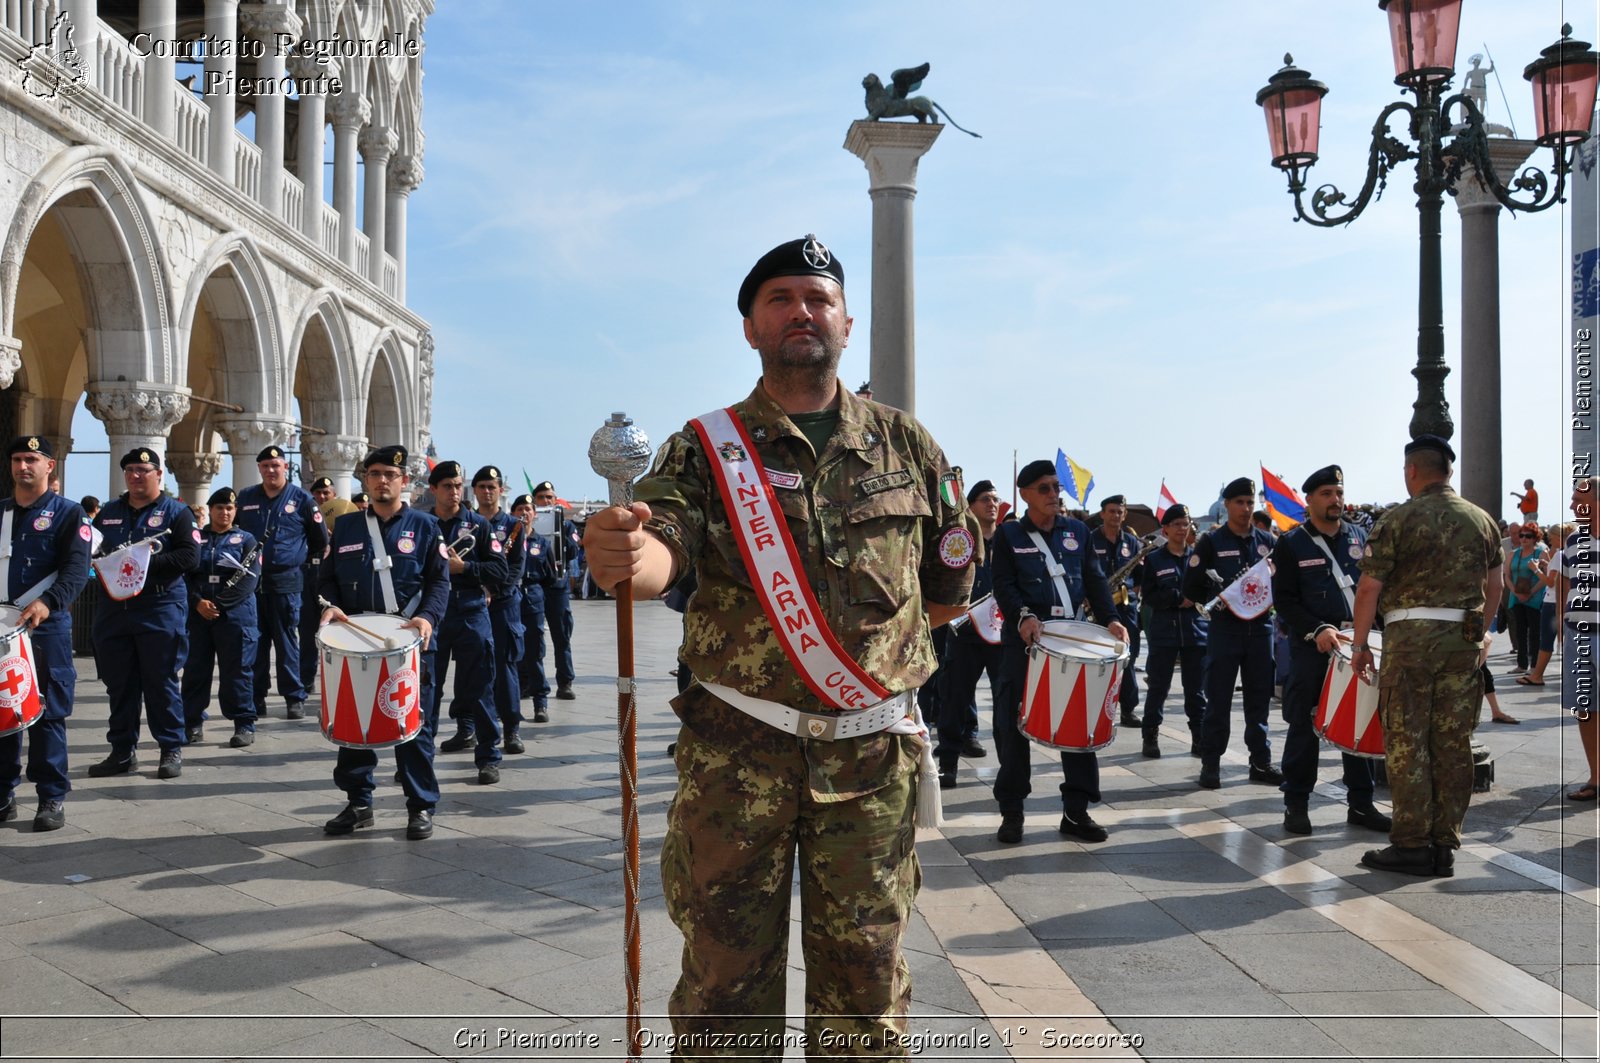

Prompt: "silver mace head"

[588,412,652,507]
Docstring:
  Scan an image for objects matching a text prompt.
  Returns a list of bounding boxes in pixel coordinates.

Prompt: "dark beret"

[510,493,533,510]
[310,476,334,491]
[1405,434,1456,462]
[351,492,370,505]
[8,435,51,458]
[1223,476,1256,500]
[1301,464,1344,494]
[1100,494,1126,509]
[471,465,502,485]
[1160,503,1190,526]
[207,487,237,507]
[966,479,996,504]
[256,445,286,463]
[1017,459,1056,489]
[428,460,463,487]
[120,447,161,469]
[362,444,408,470]
[737,234,845,318]
[532,481,554,495]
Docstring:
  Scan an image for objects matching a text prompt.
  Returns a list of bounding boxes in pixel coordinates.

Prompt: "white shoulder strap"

[1024,527,1075,617]
[365,511,399,614]
[1308,531,1357,617]
[0,508,12,603]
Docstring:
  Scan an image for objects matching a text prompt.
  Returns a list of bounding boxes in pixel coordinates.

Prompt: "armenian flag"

[1260,464,1305,531]
[1056,450,1095,508]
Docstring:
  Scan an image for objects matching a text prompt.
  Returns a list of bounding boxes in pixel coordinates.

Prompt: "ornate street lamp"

[1257,2,1598,442]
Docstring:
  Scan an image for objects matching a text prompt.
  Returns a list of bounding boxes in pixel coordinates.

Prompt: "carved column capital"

[214,417,296,462]
[85,383,192,438]
[0,338,21,392]
[302,434,368,485]
[288,53,337,87]
[359,124,399,163]
[166,450,225,483]
[389,153,424,194]
[328,92,372,132]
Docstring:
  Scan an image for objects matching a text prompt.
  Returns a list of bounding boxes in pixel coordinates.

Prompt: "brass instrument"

[1109,533,1166,606]
[446,528,477,562]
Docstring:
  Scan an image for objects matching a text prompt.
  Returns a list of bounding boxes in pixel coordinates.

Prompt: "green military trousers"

[662,687,921,1061]
[1378,646,1481,849]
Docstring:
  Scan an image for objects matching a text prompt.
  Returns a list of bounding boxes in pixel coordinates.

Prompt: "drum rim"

[315,614,423,656]
[1031,619,1128,664]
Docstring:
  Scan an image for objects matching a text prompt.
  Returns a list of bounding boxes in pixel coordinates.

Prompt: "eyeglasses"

[366,469,405,482]
[1518,533,1537,539]
[124,466,159,477]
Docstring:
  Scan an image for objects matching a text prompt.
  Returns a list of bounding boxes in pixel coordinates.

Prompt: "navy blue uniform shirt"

[320,505,450,630]
[235,482,328,592]
[435,508,510,607]
[484,511,527,589]
[189,526,262,614]
[1270,521,1367,640]
[1089,526,1144,602]
[1,491,90,618]
[1183,523,1276,628]
[94,494,200,607]
[991,514,1118,642]
[1142,543,1208,646]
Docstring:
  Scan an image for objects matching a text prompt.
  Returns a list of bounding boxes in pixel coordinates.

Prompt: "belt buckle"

[798,712,837,740]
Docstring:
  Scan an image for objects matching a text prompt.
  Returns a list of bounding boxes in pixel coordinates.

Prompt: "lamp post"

[1256,1,1599,443]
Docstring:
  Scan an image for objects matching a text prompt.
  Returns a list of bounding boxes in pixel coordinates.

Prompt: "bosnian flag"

[1260,464,1305,531]
[1155,480,1179,521]
[1056,450,1095,508]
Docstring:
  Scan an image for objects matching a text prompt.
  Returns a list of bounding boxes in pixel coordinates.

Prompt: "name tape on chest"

[859,469,914,497]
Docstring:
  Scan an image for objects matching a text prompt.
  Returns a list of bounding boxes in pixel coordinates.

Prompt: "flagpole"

[1012,450,1018,513]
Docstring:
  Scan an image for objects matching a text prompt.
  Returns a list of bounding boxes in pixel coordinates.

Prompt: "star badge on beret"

[139,450,152,463]
[802,235,831,269]
[392,452,404,467]
[26,437,39,451]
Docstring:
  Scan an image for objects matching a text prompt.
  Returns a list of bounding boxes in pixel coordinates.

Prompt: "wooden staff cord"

[614,580,643,1060]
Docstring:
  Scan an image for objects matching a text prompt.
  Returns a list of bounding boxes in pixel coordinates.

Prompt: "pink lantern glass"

[1380,0,1462,85]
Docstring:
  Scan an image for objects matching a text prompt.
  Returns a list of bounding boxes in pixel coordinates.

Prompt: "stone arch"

[288,289,357,439]
[176,232,285,417]
[1,144,173,384]
[361,328,409,449]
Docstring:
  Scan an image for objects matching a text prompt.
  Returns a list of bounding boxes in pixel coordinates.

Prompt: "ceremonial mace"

[587,412,652,1061]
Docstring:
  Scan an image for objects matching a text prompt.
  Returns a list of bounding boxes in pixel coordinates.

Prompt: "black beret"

[1405,434,1456,462]
[428,460,463,487]
[1301,464,1344,494]
[532,481,555,495]
[1100,494,1126,509]
[8,435,51,458]
[310,476,334,491]
[1223,476,1256,500]
[510,493,534,510]
[471,465,502,485]
[966,479,996,504]
[207,487,237,507]
[352,491,370,504]
[120,447,161,469]
[737,234,845,317]
[1160,503,1190,525]
[363,444,408,470]
[256,445,286,463]
[1017,459,1056,489]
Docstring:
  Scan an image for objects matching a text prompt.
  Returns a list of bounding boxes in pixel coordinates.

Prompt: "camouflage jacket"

[637,379,975,713]
[1360,482,1502,653]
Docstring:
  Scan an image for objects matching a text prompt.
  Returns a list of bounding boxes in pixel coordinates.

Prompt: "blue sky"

[66,1,1595,523]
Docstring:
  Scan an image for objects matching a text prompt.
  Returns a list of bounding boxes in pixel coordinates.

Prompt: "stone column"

[359,124,397,286]
[302,433,367,491]
[844,120,943,415]
[65,0,98,90]
[329,93,371,268]
[140,0,177,139]
[214,416,294,490]
[1454,137,1537,517]
[291,55,332,244]
[167,451,224,507]
[204,0,239,184]
[239,2,301,218]
[0,337,21,391]
[84,383,192,498]
[386,155,423,301]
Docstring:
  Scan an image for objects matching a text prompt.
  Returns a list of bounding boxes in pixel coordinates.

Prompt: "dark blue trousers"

[0,618,75,803]
[1116,604,1141,711]
[544,582,574,687]
[1280,640,1376,809]
[253,587,307,711]
[936,628,1001,773]
[486,595,524,733]
[182,607,259,733]
[335,646,440,812]
[297,568,321,695]
[434,603,500,767]
[993,639,1100,816]
[1142,641,1208,741]
[1198,620,1275,766]
[95,604,187,757]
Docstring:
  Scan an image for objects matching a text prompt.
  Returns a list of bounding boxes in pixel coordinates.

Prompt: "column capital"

[328,92,372,132]
[0,338,20,391]
[302,434,368,488]
[358,124,399,162]
[85,383,191,437]
[844,119,943,193]
[288,53,337,87]
[238,1,301,43]
[389,153,424,194]
[166,450,225,484]
[214,416,296,463]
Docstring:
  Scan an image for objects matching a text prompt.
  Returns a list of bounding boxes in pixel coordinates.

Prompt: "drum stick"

[340,618,407,651]
[1041,631,1128,655]
[589,412,651,1063]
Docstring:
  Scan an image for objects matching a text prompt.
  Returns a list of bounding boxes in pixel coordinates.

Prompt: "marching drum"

[0,606,41,738]
[1018,620,1129,752]
[316,614,424,749]
[1315,630,1384,759]
[950,592,1004,645]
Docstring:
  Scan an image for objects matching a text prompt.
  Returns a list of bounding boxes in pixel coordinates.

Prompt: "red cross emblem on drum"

[377,668,419,721]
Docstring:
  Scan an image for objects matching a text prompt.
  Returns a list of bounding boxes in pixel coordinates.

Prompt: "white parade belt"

[700,681,915,740]
[1383,607,1468,624]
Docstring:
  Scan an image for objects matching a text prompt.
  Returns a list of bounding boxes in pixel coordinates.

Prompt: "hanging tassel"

[913,703,943,828]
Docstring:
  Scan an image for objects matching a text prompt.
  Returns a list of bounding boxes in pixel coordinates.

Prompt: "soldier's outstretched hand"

[584,502,655,593]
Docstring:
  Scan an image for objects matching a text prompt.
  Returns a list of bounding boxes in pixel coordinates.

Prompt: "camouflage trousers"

[1377,647,1481,849]
[662,692,921,1061]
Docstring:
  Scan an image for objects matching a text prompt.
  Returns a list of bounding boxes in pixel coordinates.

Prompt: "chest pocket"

[840,485,930,609]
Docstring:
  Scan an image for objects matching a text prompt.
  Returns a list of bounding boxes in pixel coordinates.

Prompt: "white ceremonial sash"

[1309,532,1357,618]
[1217,556,1275,620]
[365,511,400,614]
[1025,528,1075,619]
[689,407,891,710]
[93,537,159,601]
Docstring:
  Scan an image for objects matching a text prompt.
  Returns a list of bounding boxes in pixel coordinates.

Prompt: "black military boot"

[1359,844,1436,876]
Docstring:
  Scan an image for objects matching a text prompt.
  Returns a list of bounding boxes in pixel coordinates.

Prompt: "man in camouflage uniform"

[585,235,974,1057]
[1350,436,1502,877]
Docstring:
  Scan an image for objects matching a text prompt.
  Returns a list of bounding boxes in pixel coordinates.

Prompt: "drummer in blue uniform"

[430,461,510,783]
[1089,494,1145,727]
[89,447,200,780]
[1139,504,1208,759]
[512,492,556,723]
[1269,465,1392,836]
[936,479,1002,787]
[181,487,262,749]
[0,436,90,830]
[991,460,1129,844]
[472,465,528,754]
[531,480,580,702]
[318,444,450,840]
[1184,476,1283,790]
[235,445,327,722]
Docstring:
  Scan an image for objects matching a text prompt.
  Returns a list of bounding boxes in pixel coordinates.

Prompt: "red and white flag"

[1155,480,1179,521]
